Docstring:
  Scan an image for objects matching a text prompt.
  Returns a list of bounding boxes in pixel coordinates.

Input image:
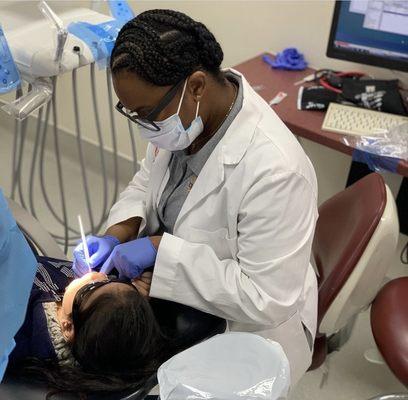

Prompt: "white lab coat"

[107,69,319,386]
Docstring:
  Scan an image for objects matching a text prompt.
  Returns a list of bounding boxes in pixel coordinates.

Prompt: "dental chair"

[309,172,399,370]
[0,197,226,400]
[368,278,408,400]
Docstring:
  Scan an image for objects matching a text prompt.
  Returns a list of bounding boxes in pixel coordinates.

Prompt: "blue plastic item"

[108,0,135,25]
[68,19,123,68]
[0,189,37,381]
[0,25,21,94]
[101,237,157,279]
[68,1,134,69]
[263,48,308,71]
[352,148,400,173]
[342,123,407,173]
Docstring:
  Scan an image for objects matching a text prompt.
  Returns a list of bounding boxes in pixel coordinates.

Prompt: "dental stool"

[368,278,408,400]
[0,197,226,400]
[309,172,399,370]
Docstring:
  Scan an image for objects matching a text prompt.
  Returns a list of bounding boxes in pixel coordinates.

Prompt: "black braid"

[110,9,224,86]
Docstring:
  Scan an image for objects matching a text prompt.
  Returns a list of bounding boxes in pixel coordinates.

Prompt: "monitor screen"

[327,0,408,72]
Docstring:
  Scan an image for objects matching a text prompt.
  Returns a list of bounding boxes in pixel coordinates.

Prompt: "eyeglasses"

[72,277,137,325]
[115,79,185,132]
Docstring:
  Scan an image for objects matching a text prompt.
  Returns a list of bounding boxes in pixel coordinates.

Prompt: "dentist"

[73,9,318,385]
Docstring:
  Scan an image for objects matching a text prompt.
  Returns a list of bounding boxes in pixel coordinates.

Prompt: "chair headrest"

[151,299,226,351]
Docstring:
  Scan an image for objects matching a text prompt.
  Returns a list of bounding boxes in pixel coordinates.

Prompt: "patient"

[6,256,171,395]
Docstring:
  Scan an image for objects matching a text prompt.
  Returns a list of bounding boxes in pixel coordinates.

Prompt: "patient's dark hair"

[72,287,163,375]
[8,287,171,398]
[110,9,225,86]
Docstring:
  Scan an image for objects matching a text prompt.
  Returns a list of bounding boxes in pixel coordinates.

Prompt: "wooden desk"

[234,53,408,177]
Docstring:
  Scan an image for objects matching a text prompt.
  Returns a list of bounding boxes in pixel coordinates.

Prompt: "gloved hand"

[72,235,120,277]
[100,237,157,279]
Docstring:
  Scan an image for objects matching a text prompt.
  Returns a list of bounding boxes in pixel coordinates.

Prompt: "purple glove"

[72,235,120,277]
[100,237,157,279]
[263,49,307,71]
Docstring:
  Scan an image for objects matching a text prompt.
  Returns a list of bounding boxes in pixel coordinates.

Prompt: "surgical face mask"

[138,80,204,151]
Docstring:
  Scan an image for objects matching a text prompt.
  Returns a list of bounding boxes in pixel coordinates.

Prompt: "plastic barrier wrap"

[67,19,122,68]
[0,25,21,94]
[158,332,290,400]
[68,0,134,69]
[342,122,408,173]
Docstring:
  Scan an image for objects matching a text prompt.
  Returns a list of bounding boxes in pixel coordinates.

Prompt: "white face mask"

[138,79,203,151]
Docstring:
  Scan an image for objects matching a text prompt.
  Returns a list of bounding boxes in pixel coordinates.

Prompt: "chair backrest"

[313,173,399,336]
[6,197,66,260]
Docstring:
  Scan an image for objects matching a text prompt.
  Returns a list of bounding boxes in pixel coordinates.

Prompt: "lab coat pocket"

[256,310,312,385]
[188,227,237,260]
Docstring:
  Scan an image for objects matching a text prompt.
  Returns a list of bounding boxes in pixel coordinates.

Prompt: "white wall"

[0,0,406,202]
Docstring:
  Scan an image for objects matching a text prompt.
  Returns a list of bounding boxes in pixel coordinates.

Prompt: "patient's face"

[62,272,108,316]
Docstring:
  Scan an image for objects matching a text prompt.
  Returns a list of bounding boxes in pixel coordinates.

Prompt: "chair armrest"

[6,197,67,260]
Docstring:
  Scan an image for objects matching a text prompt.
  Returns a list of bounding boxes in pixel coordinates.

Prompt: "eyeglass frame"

[71,277,137,324]
[115,78,186,132]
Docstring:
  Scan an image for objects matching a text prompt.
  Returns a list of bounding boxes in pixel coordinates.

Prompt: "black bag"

[339,78,407,116]
[297,85,338,110]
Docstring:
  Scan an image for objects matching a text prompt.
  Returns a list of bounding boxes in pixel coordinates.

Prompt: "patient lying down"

[6,257,174,395]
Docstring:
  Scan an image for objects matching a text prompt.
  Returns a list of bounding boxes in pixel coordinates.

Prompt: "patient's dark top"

[9,256,74,365]
[8,257,224,367]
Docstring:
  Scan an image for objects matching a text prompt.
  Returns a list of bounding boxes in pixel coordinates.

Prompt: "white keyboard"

[322,102,408,136]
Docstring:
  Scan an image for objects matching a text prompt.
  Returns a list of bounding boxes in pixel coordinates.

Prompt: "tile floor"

[0,117,407,399]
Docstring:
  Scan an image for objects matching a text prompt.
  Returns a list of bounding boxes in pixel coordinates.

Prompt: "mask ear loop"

[176,79,188,115]
[195,98,200,119]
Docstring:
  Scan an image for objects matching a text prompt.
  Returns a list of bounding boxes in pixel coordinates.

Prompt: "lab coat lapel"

[174,72,262,231]
[149,148,172,200]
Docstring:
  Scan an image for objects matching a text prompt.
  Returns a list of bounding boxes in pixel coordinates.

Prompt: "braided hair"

[110,9,225,86]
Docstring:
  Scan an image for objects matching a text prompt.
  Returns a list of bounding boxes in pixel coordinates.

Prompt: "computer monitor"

[327,0,408,72]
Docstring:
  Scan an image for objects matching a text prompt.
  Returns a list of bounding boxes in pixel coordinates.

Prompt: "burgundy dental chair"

[369,278,408,400]
[309,173,399,370]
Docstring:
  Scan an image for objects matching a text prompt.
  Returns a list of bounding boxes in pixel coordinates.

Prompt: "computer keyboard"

[322,102,408,136]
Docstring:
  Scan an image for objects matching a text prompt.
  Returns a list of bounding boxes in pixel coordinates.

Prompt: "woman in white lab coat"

[73,9,318,386]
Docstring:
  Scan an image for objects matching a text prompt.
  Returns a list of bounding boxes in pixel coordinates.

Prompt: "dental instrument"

[78,214,91,272]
